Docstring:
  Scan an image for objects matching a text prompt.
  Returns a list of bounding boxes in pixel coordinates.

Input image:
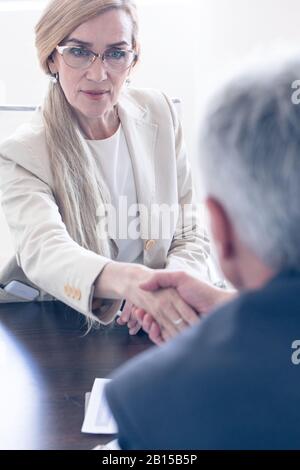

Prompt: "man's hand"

[95,263,199,340]
[140,271,235,315]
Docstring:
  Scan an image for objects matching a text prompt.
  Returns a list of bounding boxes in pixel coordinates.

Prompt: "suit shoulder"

[0,109,51,185]
[125,86,168,104]
[124,87,176,121]
[0,109,45,160]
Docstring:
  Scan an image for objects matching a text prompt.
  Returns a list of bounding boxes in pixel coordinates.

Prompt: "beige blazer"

[0,87,213,325]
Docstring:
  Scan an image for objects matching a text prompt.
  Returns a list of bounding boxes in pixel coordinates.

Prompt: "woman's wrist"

[94,262,126,299]
[94,262,147,300]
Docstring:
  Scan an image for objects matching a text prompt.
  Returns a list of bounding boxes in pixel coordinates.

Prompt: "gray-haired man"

[105,57,300,450]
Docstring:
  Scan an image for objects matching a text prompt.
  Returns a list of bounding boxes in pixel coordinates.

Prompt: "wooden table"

[0,301,153,450]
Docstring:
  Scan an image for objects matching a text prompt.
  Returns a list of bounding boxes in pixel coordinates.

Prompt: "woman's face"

[49,9,134,122]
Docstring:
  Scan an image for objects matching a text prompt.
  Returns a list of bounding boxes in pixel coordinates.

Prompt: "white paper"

[85,392,91,414]
[93,439,121,450]
[81,378,118,435]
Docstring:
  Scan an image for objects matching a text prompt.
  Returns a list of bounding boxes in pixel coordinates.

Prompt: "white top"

[86,126,144,264]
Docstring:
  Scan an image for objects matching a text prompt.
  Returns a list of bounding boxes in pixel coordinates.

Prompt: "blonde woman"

[0,0,230,342]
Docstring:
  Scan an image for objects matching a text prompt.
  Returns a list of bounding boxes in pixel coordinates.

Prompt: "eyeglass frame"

[55,45,138,72]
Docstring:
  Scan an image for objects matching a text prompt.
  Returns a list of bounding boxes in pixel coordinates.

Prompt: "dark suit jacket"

[105,270,300,450]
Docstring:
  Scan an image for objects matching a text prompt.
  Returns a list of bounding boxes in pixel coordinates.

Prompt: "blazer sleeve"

[162,94,216,282]
[0,152,121,324]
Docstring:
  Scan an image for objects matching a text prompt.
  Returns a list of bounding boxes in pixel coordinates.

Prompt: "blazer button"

[64,284,71,296]
[145,239,156,251]
[75,289,82,301]
[71,287,77,299]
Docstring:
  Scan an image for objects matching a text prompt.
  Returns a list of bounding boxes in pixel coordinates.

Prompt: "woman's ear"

[47,54,57,75]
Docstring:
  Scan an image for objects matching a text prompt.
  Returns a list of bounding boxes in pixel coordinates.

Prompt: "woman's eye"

[106,50,126,60]
[70,48,90,57]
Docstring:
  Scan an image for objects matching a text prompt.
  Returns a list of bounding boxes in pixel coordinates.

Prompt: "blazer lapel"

[117,92,158,241]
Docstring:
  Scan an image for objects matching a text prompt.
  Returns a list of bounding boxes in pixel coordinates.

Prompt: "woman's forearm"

[94,262,150,300]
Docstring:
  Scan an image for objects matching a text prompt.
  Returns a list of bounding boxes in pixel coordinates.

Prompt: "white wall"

[1,0,300,259]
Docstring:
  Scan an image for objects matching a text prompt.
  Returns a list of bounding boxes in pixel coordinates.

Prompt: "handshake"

[94,264,234,345]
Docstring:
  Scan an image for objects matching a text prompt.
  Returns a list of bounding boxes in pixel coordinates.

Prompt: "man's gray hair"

[200,56,300,271]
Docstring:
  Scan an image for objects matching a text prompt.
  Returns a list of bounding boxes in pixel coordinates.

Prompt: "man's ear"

[206,197,235,262]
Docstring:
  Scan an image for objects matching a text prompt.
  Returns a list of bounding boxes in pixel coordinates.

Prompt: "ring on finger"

[172,318,184,326]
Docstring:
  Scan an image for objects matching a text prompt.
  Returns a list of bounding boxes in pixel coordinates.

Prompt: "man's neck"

[239,255,276,291]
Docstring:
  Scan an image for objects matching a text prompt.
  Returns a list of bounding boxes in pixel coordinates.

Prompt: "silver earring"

[125,77,131,86]
[50,72,59,84]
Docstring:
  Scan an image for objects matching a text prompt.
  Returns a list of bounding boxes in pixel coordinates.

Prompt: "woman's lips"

[81,90,109,100]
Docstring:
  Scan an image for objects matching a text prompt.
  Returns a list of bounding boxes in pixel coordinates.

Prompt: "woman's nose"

[85,57,108,82]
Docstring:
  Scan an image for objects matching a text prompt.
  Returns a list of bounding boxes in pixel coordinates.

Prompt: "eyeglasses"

[55,45,138,72]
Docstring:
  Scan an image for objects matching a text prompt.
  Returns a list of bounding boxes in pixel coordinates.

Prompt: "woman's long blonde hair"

[35,0,139,255]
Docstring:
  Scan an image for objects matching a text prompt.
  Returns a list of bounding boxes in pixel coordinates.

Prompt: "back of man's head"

[200,55,300,274]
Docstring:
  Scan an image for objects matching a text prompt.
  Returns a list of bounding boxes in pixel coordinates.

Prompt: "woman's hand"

[117,301,142,336]
[132,306,165,345]
[116,301,164,344]
[94,262,199,339]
